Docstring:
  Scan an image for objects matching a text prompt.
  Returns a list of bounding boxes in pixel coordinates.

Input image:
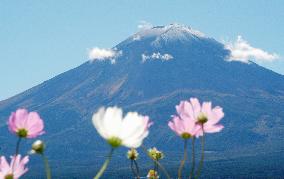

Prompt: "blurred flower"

[0,155,29,179]
[127,148,139,160]
[148,147,164,161]
[168,114,198,139]
[175,98,224,137]
[30,140,45,154]
[8,109,45,138]
[92,106,152,148]
[147,169,159,179]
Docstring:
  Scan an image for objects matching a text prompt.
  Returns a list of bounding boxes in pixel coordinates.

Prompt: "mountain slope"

[1,24,284,178]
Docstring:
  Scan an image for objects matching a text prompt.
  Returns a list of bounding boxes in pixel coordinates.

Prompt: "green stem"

[15,137,22,156]
[12,137,22,172]
[42,154,52,179]
[189,137,195,179]
[133,160,140,179]
[141,145,171,179]
[94,148,114,179]
[194,129,205,179]
[131,160,140,179]
[131,161,137,178]
[154,160,158,174]
[178,139,188,179]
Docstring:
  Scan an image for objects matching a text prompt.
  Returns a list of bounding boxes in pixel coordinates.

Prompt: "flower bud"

[127,148,139,160]
[147,169,159,179]
[31,140,45,154]
[148,147,164,161]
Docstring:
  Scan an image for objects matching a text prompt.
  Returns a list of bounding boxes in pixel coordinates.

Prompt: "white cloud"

[142,52,173,62]
[88,47,122,64]
[138,21,153,30]
[225,36,279,63]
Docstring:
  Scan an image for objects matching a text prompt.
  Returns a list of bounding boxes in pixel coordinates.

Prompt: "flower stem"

[42,154,52,179]
[178,139,188,179]
[154,160,158,174]
[131,160,140,179]
[131,161,136,178]
[94,148,114,179]
[133,160,140,179]
[141,145,171,179]
[15,137,22,155]
[194,129,205,179]
[189,137,195,179]
[12,137,22,171]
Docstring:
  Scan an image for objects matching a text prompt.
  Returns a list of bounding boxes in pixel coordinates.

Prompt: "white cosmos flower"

[92,106,152,148]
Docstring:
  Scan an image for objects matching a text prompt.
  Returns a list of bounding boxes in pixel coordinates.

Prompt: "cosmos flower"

[92,106,152,148]
[8,109,45,138]
[168,114,199,139]
[175,98,224,137]
[0,155,29,179]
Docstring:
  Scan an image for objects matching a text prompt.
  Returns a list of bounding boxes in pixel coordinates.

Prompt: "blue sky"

[0,0,283,100]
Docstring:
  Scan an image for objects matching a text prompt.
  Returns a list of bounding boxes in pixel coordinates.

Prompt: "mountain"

[1,24,284,178]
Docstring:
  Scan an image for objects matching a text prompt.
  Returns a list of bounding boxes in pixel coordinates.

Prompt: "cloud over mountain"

[226,36,279,63]
[88,47,122,64]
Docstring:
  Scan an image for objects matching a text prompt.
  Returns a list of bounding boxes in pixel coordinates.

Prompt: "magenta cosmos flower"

[0,155,29,179]
[175,98,224,137]
[8,109,45,138]
[168,105,199,139]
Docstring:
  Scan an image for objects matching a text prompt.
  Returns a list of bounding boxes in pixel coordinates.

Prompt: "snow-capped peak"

[132,23,206,41]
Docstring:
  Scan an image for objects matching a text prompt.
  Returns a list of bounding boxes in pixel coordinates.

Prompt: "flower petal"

[190,98,201,119]
[120,112,150,148]
[92,107,109,139]
[102,106,123,137]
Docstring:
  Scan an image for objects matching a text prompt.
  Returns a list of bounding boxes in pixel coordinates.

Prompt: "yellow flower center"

[107,137,122,148]
[181,132,191,139]
[5,174,14,179]
[17,128,28,138]
[197,113,208,124]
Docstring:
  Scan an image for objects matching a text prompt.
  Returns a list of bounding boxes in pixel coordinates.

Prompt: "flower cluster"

[168,98,224,138]
[168,98,224,178]
[1,97,224,179]
[91,98,224,178]
[1,108,51,179]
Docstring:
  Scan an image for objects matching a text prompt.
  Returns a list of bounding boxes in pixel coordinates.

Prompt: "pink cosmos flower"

[0,155,29,179]
[168,111,199,139]
[8,109,45,138]
[175,98,224,137]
